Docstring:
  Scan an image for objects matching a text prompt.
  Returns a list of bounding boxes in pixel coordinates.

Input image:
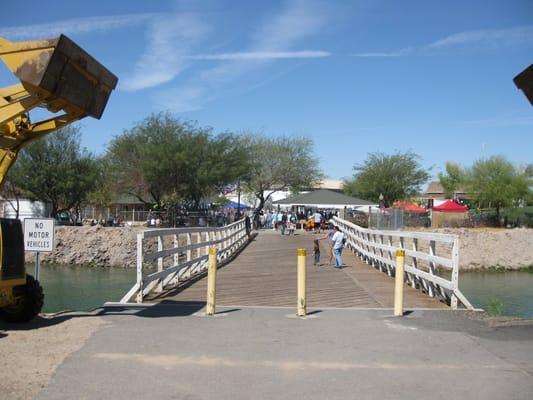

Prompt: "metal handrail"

[332,217,473,310]
[120,219,250,303]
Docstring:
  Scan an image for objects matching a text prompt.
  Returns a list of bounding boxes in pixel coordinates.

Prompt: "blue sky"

[1,0,532,181]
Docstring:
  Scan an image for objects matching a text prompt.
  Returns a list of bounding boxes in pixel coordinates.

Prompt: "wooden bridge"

[148,229,446,309]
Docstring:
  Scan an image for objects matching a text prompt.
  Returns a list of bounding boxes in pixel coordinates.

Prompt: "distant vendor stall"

[431,199,469,228]
[273,189,375,212]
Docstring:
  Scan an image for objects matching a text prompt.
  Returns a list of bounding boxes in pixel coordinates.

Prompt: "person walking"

[313,239,321,266]
[280,212,287,235]
[331,225,345,268]
[288,213,297,235]
[313,210,322,233]
[326,224,335,265]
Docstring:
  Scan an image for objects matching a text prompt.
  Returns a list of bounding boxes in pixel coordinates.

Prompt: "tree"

[107,113,250,209]
[86,157,115,219]
[438,162,466,199]
[7,126,100,218]
[344,151,430,207]
[467,156,530,218]
[0,180,22,218]
[242,134,323,215]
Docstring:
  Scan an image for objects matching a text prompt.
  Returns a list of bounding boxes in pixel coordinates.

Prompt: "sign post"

[24,218,55,281]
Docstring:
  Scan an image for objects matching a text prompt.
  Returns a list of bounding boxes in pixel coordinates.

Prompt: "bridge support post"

[297,248,307,317]
[394,250,405,316]
[206,247,218,316]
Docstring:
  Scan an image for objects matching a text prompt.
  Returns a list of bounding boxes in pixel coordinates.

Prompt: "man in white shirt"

[331,225,345,268]
[313,211,322,233]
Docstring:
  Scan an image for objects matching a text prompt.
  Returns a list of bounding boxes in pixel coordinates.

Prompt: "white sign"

[24,218,55,252]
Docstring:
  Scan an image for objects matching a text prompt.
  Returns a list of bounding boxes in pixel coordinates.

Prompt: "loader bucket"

[0,34,118,119]
[513,64,533,106]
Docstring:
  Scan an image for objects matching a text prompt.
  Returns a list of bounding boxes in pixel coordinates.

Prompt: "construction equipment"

[514,64,533,106]
[0,34,117,322]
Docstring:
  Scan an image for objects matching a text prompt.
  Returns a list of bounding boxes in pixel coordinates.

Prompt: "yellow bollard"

[297,248,307,317]
[206,247,218,316]
[394,249,405,317]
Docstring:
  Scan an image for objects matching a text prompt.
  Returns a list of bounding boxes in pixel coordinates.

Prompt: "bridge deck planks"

[150,230,447,309]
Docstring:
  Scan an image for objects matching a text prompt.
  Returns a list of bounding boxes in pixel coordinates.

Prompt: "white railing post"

[451,237,460,309]
[156,235,164,293]
[187,233,192,262]
[173,234,179,267]
[204,231,210,256]
[136,233,144,303]
[428,240,436,297]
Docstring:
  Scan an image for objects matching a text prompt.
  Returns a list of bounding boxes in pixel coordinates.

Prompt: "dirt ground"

[0,314,106,400]
[27,225,533,270]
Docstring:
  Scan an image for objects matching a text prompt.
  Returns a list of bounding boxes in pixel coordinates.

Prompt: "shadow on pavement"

[0,300,225,334]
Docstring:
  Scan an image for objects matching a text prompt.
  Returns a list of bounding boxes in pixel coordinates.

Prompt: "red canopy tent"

[432,200,468,213]
[393,200,427,214]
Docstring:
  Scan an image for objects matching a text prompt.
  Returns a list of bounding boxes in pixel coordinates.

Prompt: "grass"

[486,298,505,316]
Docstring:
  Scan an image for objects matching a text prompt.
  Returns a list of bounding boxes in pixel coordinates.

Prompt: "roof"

[274,189,374,207]
[314,179,343,190]
[392,200,427,214]
[425,181,468,195]
[426,181,444,194]
[223,201,251,209]
[432,199,468,212]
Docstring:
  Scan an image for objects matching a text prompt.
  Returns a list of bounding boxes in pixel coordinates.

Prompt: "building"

[423,181,470,208]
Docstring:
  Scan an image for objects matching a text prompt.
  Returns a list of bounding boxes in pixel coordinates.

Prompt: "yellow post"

[297,248,307,317]
[394,249,405,317]
[206,247,218,316]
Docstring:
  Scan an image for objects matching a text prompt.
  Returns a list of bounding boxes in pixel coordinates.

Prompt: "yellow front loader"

[0,35,117,322]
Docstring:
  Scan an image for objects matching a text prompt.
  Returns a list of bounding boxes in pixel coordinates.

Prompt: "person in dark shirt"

[313,239,321,266]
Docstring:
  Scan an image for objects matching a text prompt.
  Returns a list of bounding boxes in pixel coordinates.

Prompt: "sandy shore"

[0,315,106,400]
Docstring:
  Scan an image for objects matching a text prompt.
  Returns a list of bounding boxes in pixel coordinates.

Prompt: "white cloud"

[121,14,210,91]
[428,26,533,48]
[0,14,154,40]
[160,0,331,112]
[349,26,533,60]
[252,0,328,51]
[157,86,210,113]
[351,48,413,57]
[187,50,331,61]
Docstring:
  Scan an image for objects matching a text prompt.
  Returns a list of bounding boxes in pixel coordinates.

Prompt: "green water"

[32,265,533,318]
[34,264,136,313]
[459,270,533,318]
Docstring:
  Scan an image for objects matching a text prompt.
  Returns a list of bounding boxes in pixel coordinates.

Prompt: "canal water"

[34,264,533,318]
[36,264,136,313]
[459,270,533,319]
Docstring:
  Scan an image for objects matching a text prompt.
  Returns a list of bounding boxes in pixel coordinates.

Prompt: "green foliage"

[467,156,530,216]
[344,151,430,207]
[241,134,323,212]
[486,298,504,316]
[213,195,230,207]
[438,162,465,199]
[7,126,99,217]
[106,113,250,208]
[86,157,114,210]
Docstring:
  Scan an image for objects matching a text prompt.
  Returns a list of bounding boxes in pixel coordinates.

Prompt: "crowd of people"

[255,209,346,268]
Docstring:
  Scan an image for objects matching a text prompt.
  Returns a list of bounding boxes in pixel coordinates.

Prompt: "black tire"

[0,274,44,323]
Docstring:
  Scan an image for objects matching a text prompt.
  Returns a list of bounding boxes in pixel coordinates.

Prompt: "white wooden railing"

[120,219,250,303]
[333,217,474,310]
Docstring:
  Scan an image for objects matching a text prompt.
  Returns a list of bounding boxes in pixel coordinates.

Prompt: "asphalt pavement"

[37,304,533,400]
